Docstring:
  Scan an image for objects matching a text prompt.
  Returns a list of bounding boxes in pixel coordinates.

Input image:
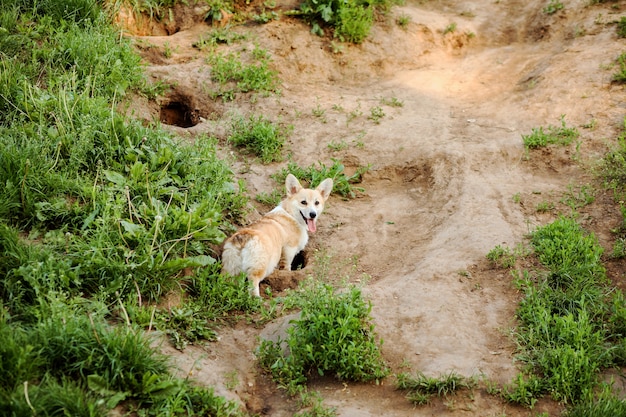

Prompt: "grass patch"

[207,45,280,101]
[502,216,626,407]
[522,115,580,150]
[396,371,475,405]
[0,1,251,414]
[228,114,291,163]
[257,278,388,393]
[273,159,370,199]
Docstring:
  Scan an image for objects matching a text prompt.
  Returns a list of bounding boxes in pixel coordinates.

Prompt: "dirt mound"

[121,0,626,415]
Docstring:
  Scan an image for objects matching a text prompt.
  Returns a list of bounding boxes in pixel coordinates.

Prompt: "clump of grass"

[396,371,475,405]
[257,278,389,393]
[0,2,252,414]
[298,0,393,43]
[522,115,580,150]
[543,0,564,14]
[273,159,370,199]
[208,45,280,100]
[503,217,626,407]
[617,17,626,38]
[228,114,290,163]
[612,53,626,83]
[396,13,411,29]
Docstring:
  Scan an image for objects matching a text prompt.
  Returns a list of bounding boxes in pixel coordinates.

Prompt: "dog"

[221,174,333,297]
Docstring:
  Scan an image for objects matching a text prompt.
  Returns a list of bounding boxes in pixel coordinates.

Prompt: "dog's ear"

[316,178,333,200]
[285,174,303,196]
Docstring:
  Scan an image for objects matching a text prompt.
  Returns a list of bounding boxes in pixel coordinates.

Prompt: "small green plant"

[486,244,516,268]
[207,46,280,100]
[193,28,247,50]
[618,17,626,38]
[368,106,385,124]
[273,159,369,198]
[543,0,564,14]
[443,22,457,34]
[380,96,404,107]
[255,188,284,206]
[536,200,554,213]
[522,115,580,150]
[612,53,626,83]
[561,184,595,210]
[298,0,390,43]
[327,139,349,152]
[257,279,389,393]
[228,114,290,163]
[396,371,475,405]
[396,13,411,29]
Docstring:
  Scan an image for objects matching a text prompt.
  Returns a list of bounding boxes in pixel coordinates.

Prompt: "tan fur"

[222,174,333,297]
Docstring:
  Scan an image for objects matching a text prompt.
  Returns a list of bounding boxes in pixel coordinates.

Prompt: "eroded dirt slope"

[121,0,626,415]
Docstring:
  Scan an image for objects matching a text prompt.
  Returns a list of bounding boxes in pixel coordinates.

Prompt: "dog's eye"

[300,200,307,205]
[314,200,320,206]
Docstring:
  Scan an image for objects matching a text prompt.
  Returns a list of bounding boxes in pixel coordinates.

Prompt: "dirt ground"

[118,0,626,415]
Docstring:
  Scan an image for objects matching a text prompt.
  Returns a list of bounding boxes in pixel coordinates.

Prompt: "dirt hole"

[159,101,199,128]
[290,251,307,270]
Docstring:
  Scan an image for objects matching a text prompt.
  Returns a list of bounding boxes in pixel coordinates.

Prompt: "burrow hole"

[159,100,199,128]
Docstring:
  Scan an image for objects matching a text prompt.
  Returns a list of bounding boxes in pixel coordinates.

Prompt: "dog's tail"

[221,233,252,276]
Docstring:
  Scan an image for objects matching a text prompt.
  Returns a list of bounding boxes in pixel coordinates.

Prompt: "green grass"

[0,1,252,414]
[396,371,475,405]
[228,114,290,163]
[257,278,388,393]
[502,217,626,407]
[612,53,626,83]
[207,46,280,101]
[273,159,370,199]
[522,115,580,150]
[298,0,393,43]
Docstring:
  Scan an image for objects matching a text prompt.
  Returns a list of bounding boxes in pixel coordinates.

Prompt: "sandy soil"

[119,0,626,415]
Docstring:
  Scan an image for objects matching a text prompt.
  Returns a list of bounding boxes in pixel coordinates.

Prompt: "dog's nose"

[310,212,316,219]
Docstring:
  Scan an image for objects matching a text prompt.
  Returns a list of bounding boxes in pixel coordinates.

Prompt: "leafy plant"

[207,46,280,100]
[618,16,626,38]
[396,371,475,405]
[228,114,290,163]
[522,115,580,150]
[612,53,626,83]
[504,217,626,407]
[273,159,370,199]
[257,279,388,392]
[543,0,564,14]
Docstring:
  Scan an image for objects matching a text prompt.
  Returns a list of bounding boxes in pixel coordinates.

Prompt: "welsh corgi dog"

[222,174,333,297]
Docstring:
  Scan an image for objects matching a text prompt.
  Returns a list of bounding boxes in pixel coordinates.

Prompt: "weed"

[612,53,626,83]
[486,244,517,268]
[380,96,404,107]
[207,46,280,100]
[327,139,349,152]
[443,22,457,34]
[522,115,580,150]
[228,114,290,163]
[543,0,564,14]
[536,200,554,213]
[618,16,626,38]
[396,371,475,405]
[193,28,247,50]
[368,106,386,124]
[0,2,250,414]
[396,13,411,29]
[258,279,389,392]
[297,0,393,43]
[255,188,285,206]
[505,217,626,407]
[273,159,370,198]
[561,184,595,211]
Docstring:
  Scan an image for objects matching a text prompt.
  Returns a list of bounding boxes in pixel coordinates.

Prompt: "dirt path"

[124,0,626,414]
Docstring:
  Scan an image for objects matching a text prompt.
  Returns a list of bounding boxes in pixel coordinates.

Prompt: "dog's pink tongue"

[307,219,316,233]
